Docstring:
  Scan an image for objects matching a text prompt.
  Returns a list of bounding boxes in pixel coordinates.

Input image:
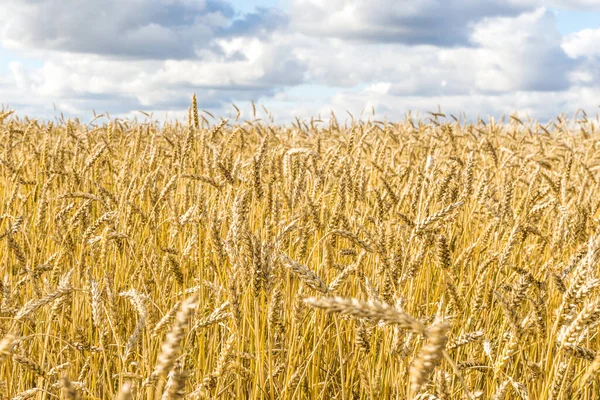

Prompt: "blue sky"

[552,8,600,33]
[233,0,284,13]
[1,0,600,123]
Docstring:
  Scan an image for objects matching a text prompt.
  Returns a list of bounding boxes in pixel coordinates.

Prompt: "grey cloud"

[0,0,288,59]
[291,0,533,47]
[152,1,235,28]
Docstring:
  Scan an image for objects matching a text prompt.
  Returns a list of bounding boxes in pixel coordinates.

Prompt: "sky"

[1,0,600,124]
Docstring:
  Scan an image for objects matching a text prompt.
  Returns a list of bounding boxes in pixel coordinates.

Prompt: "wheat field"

[0,99,600,399]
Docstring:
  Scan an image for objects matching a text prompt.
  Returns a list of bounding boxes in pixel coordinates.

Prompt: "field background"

[1,102,600,399]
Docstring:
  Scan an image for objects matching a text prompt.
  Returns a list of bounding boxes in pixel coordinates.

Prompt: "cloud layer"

[1,0,599,123]
[0,0,290,59]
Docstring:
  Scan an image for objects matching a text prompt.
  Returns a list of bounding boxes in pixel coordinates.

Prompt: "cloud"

[562,28,600,58]
[468,8,575,92]
[561,28,600,88]
[290,0,534,46]
[0,0,599,123]
[290,0,600,46]
[8,62,30,90]
[0,0,288,59]
[291,8,577,96]
[255,84,600,125]
[0,33,308,118]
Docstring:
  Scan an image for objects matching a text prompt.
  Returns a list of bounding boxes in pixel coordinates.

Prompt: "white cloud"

[290,8,576,95]
[0,34,307,117]
[561,28,600,89]
[8,62,30,90]
[562,28,600,58]
[469,8,574,92]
